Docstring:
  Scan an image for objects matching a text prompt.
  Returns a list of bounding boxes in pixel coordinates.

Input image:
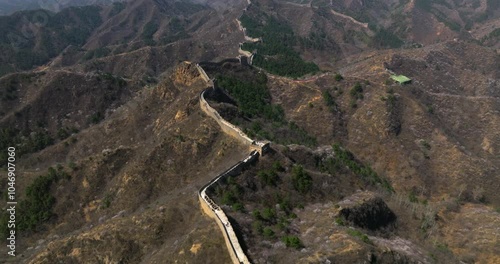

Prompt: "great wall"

[196,62,269,264]
[235,3,262,66]
[193,2,272,262]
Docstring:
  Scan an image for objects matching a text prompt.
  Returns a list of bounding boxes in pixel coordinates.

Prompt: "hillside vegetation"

[240,10,319,78]
[0,0,498,263]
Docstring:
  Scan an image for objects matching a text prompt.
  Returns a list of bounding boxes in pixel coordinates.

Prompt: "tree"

[282,235,303,249]
[291,165,312,194]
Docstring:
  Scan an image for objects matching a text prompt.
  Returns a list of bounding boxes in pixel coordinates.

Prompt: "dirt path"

[330,9,369,29]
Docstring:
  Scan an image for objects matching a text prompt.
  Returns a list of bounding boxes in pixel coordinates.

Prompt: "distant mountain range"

[0,0,122,15]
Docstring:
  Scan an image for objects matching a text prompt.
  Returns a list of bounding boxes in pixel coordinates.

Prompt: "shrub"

[102,193,113,209]
[409,190,419,203]
[435,242,450,252]
[272,161,285,172]
[334,217,345,226]
[282,235,303,249]
[221,191,237,205]
[16,167,70,232]
[252,210,263,220]
[334,73,344,81]
[263,227,275,238]
[89,111,104,124]
[232,203,244,212]
[421,140,431,150]
[427,105,434,114]
[350,82,364,99]
[350,100,358,109]
[326,144,394,193]
[323,91,335,107]
[347,229,371,244]
[291,165,313,194]
[142,21,159,41]
[258,170,279,187]
[261,207,276,222]
[68,161,77,171]
[252,221,264,234]
[387,94,397,108]
[57,127,70,140]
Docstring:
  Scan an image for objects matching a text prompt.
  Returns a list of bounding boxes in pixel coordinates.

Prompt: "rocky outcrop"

[174,62,203,86]
[337,192,396,230]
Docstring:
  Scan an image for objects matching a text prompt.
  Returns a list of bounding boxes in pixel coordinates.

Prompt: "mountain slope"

[0,0,498,263]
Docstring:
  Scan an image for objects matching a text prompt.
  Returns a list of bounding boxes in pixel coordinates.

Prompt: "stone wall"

[200,89,255,147]
[238,44,253,58]
[196,61,270,263]
[195,63,211,84]
[198,151,259,264]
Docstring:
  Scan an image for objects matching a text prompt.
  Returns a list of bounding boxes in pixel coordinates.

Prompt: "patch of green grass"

[347,229,371,244]
[334,217,345,226]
